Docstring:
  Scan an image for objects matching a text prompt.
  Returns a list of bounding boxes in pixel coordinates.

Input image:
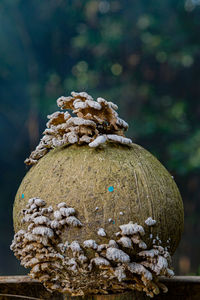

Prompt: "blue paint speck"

[108,186,114,192]
[22,194,24,199]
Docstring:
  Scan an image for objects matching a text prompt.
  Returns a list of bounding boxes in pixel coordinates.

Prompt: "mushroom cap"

[13,143,184,255]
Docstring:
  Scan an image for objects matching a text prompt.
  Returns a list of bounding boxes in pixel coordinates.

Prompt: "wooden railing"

[0,276,200,299]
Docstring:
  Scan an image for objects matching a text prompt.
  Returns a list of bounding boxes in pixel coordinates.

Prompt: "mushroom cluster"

[11,198,174,297]
[25,92,132,165]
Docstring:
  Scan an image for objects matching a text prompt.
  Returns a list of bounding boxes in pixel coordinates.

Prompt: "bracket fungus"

[11,198,176,297]
[24,91,132,166]
[11,92,184,298]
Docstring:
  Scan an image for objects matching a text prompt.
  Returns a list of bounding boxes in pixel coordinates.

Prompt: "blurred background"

[0,0,200,276]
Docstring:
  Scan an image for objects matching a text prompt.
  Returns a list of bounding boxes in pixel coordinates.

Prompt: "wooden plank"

[0,276,200,299]
[0,276,61,300]
[0,276,38,283]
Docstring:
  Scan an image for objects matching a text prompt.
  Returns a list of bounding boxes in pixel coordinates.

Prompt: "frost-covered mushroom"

[91,257,110,267]
[127,262,153,281]
[89,135,107,147]
[106,247,130,263]
[119,222,145,236]
[59,207,76,217]
[107,134,132,145]
[11,198,175,297]
[114,265,127,282]
[25,91,132,165]
[145,217,157,226]
[97,228,107,237]
[57,96,74,110]
[65,216,83,227]
[89,257,110,271]
[117,236,132,248]
[83,239,98,250]
[10,198,86,293]
[70,241,82,253]
[108,240,119,248]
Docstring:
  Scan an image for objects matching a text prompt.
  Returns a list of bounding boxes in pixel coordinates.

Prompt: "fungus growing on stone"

[89,257,110,270]
[12,91,184,297]
[97,228,107,237]
[70,241,82,253]
[117,236,132,248]
[11,198,176,297]
[83,239,98,250]
[119,222,145,236]
[106,247,130,263]
[145,217,157,226]
[25,92,132,165]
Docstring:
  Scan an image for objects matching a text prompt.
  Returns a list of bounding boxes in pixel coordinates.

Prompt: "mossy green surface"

[13,143,184,255]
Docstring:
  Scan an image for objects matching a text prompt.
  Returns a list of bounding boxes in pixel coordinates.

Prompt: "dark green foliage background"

[0,0,199,275]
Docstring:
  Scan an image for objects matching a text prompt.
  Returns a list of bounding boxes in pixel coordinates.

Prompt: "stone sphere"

[14,143,184,255]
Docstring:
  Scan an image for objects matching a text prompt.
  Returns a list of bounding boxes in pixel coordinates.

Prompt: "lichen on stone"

[25,92,132,165]
[11,197,174,297]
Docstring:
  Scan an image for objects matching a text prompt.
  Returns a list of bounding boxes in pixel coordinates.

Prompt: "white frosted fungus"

[106,247,130,263]
[108,239,119,248]
[114,266,126,282]
[50,220,60,229]
[89,135,107,148]
[65,216,83,227]
[33,216,50,226]
[145,217,157,226]
[54,210,62,220]
[90,257,110,267]
[11,198,174,297]
[117,236,132,248]
[119,211,124,215]
[106,134,132,145]
[139,249,159,258]
[139,241,147,249]
[78,254,88,263]
[57,202,67,209]
[30,197,46,207]
[25,91,132,165]
[116,117,128,129]
[28,198,34,205]
[70,241,81,253]
[83,239,98,250]
[127,262,153,281]
[166,268,175,277]
[97,228,106,237]
[59,207,75,217]
[32,226,54,238]
[97,244,108,252]
[119,222,145,236]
